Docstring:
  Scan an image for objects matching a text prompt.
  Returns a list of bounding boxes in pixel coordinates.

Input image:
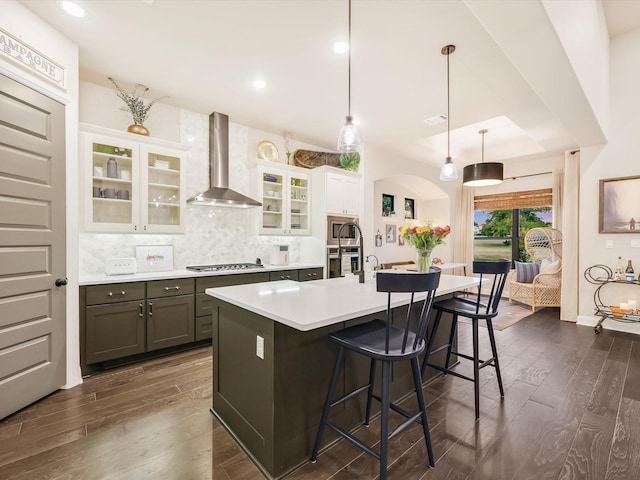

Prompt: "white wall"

[577,28,640,333]
[0,0,81,387]
[362,145,458,263]
[372,177,451,266]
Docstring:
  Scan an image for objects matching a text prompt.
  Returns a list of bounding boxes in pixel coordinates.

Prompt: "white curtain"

[454,184,474,275]
[553,169,564,232]
[561,151,579,321]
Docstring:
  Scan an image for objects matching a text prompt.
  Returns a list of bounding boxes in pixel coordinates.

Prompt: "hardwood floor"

[1,308,640,479]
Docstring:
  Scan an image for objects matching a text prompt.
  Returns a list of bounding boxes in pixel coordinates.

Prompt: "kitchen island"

[206,272,479,479]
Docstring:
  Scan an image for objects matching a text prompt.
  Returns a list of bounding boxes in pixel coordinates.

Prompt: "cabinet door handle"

[139,303,144,318]
[164,286,181,291]
[108,291,126,297]
[148,301,153,316]
[134,225,137,231]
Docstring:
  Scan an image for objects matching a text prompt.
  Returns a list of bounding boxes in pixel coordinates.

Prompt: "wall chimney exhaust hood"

[187,112,262,208]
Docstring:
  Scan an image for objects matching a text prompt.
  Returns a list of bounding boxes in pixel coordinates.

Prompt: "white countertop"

[206,272,480,331]
[79,263,324,286]
[392,262,467,272]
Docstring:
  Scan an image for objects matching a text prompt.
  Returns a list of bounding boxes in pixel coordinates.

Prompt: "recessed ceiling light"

[58,0,87,18]
[252,79,267,89]
[333,41,349,54]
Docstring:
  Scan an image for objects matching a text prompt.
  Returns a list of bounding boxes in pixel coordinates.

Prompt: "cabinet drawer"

[269,270,299,281]
[196,272,270,292]
[298,268,323,282]
[147,278,195,298]
[196,293,214,318]
[195,315,213,341]
[85,282,145,305]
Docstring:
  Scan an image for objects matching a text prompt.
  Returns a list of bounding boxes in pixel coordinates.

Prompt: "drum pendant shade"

[463,128,503,187]
[462,162,504,187]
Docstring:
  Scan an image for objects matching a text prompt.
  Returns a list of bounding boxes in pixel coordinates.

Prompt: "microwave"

[327,216,360,246]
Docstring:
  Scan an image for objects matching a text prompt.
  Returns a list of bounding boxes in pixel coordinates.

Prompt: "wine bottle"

[614,256,624,280]
[625,259,635,281]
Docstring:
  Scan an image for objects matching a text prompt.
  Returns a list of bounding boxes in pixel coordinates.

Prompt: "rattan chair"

[508,227,562,311]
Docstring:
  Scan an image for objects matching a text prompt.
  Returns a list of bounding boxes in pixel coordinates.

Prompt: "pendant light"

[337,0,362,153]
[463,129,504,187]
[439,44,458,181]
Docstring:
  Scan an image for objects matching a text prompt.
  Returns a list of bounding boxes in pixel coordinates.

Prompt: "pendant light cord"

[348,0,352,117]
[446,48,450,158]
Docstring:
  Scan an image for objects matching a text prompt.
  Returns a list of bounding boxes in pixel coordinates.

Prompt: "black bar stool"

[310,269,441,480]
[421,260,510,420]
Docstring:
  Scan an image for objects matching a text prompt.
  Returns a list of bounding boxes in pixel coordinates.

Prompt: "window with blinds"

[474,189,553,262]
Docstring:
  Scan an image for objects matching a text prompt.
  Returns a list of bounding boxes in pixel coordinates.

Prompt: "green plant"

[108,77,167,126]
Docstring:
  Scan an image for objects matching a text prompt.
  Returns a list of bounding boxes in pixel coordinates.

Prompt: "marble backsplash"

[78,109,311,276]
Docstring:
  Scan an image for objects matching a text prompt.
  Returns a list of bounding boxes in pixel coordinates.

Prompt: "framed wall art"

[599,175,640,233]
[404,198,415,219]
[382,193,395,217]
[386,224,396,243]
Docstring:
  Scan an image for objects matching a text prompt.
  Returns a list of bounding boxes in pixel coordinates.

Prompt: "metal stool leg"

[444,314,458,370]
[364,358,377,426]
[421,309,443,376]
[486,319,504,397]
[472,319,480,420]
[379,361,391,480]
[411,357,435,467]
[311,346,345,461]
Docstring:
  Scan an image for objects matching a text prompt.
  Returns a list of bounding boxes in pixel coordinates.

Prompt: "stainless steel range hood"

[187,112,262,208]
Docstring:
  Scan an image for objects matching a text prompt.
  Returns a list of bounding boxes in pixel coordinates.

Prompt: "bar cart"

[584,264,640,334]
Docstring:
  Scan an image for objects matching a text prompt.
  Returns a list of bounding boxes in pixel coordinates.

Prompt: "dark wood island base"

[209,293,459,479]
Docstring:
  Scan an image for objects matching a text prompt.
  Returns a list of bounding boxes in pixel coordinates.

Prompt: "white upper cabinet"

[80,124,189,233]
[258,163,311,236]
[325,172,361,216]
[312,166,362,218]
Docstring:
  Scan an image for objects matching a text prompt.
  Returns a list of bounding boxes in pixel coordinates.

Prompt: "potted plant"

[108,77,167,136]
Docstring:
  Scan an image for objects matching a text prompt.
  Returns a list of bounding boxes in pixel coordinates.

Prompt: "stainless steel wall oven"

[327,246,361,278]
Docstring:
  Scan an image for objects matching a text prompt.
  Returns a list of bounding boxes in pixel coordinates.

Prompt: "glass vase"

[416,249,432,273]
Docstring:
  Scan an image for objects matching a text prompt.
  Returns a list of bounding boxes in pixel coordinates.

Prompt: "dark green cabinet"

[297,267,323,282]
[269,270,299,281]
[80,267,324,370]
[146,278,195,351]
[84,282,146,364]
[195,272,270,341]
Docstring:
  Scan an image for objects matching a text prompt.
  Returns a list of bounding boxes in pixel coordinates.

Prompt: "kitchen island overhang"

[206,273,480,479]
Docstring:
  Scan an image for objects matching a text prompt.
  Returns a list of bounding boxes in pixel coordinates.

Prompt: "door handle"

[148,301,153,316]
[55,278,68,287]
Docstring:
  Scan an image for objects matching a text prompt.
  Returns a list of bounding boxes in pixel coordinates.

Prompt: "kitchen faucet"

[337,221,365,283]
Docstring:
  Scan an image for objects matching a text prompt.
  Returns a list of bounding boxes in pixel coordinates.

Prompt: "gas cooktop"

[186,262,264,272]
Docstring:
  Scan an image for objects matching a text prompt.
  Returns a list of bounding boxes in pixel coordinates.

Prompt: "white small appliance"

[269,245,289,266]
[105,257,137,275]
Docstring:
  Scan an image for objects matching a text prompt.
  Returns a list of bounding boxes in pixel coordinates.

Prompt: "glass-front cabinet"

[81,124,189,233]
[258,164,310,235]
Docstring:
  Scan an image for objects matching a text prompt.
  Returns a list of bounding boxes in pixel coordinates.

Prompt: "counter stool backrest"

[376,269,441,355]
[472,260,511,315]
